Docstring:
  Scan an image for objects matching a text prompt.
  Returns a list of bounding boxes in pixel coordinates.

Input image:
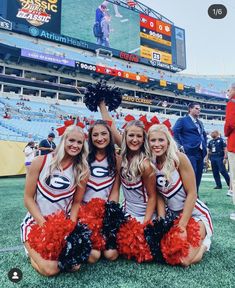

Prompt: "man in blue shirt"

[38,133,56,156]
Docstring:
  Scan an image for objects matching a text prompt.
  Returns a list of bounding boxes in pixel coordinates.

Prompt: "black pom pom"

[84,81,107,112]
[84,80,122,112]
[104,86,122,111]
[58,222,92,272]
[102,201,127,250]
[144,210,177,263]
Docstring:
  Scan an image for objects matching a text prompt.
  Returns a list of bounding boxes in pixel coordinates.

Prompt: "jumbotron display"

[0,0,186,72]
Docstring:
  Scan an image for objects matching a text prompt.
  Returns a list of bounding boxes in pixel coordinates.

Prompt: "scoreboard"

[139,13,186,69]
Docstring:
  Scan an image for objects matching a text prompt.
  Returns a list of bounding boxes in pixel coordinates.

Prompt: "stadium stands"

[0,11,230,144]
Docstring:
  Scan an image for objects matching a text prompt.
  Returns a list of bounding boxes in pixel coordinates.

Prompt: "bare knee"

[180,258,192,267]
[190,245,207,265]
[39,262,60,277]
[103,249,119,261]
[88,249,101,264]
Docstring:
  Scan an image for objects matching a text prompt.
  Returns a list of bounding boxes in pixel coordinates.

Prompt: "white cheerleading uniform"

[121,168,151,223]
[21,154,76,242]
[83,156,115,203]
[156,166,213,250]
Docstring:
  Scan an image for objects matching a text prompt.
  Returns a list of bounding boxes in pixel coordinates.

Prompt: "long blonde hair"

[121,120,154,182]
[148,124,179,181]
[49,125,89,186]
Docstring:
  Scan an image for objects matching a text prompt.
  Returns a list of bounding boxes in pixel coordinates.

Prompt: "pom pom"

[84,81,106,112]
[58,222,92,272]
[174,217,201,247]
[144,210,177,263]
[102,201,127,250]
[78,198,106,250]
[104,86,122,111]
[117,218,153,263]
[28,211,75,260]
[84,80,122,112]
[160,216,201,265]
[161,226,189,265]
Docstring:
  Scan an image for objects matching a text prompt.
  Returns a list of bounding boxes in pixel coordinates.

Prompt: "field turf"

[0,175,234,288]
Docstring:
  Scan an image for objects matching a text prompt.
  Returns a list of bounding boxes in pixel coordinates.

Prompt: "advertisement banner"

[21,48,75,67]
[6,0,61,34]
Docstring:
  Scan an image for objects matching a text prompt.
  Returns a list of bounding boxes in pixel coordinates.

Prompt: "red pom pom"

[160,216,201,265]
[78,198,106,250]
[117,218,153,263]
[185,218,201,247]
[28,211,75,260]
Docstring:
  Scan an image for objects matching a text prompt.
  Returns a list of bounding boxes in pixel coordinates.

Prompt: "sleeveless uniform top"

[21,153,76,242]
[155,165,213,238]
[83,156,115,203]
[156,166,186,211]
[121,168,148,219]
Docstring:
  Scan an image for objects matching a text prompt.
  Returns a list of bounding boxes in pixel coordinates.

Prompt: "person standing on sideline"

[38,133,56,156]
[24,141,36,173]
[207,130,230,190]
[173,102,207,194]
[224,83,235,221]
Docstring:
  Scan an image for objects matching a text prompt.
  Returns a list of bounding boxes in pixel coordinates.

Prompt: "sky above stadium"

[139,0,235,75]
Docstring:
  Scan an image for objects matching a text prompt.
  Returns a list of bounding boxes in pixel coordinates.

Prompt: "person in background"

[38,133,56,156]
[102,0,123,17]
[148,124,213,266]
[24,141,36,173]
[95,2,107,45]
[207,130,230,190]
[173,102,207,194]
[21,125,89,276]
[224,83,235,221]
[101,13,111,47]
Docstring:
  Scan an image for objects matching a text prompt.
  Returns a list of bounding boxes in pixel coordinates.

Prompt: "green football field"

[0,174,234,288]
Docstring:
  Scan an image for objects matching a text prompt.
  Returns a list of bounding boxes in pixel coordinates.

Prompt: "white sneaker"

[230,212,235,221]
[227,190,233,197]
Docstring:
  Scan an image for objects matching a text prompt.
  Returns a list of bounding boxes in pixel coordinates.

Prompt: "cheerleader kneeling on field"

[148,124,213,266]
[21,125,89,276]
[82,119,121,263]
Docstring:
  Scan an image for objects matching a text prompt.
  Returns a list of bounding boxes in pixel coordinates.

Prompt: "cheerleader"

[121,120,157,223]
[21,125,89,276]
[84,119,121,263]
[99,101,162,221]
[148,124,213,266]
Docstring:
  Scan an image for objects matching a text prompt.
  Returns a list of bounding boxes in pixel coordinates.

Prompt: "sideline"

[0,245,24,253]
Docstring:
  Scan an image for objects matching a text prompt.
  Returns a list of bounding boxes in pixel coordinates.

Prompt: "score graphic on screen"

[140,13,172,65]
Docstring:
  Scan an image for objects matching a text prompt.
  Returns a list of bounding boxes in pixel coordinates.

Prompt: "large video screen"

[61,0,186,71]
[0,0,186,72]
